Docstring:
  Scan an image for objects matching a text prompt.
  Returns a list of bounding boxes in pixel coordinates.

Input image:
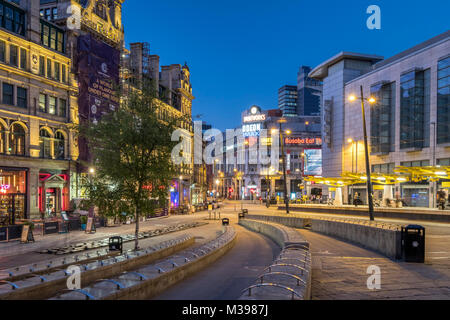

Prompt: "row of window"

[39,93,67,118]
[2,83,27,108]
[0,40,68,83]
[40,7,58,21]
[0,120,67,159]
[39,129,65,160]
[369,58,449,153]
[437,56,450,144]
[0,1,25,36]
[0,122,24,156]
[40,21,65,54]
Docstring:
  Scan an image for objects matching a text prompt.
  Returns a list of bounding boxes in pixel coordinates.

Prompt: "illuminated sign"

[261,137,272,146]
[0,185,10,193]
[243,114,266,123]
[285,137,322,146]
[242,123,262,137]
[304,149,323,176]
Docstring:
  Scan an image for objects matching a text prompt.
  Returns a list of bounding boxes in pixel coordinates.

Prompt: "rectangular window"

[371,82,396,154]
[0,41,5,63]
[4,7,13,31]
[58,98,67,117]
[50,28,56,50]
[57,31,64,53]
[19,48,26,69]
[9,44,18,66]
[437,56,450,144]
[400,70,429,150]
[39,56,45,76]
[52,7,58,20]
[2,83,14,105]
[62,64,66,83]
[39,94,47,113]
[17,87,27,108]
[47,59,52,78]
[42,24,49,47]
[48,96,56,115]
[13,10,24,35]
[54,61,60,81]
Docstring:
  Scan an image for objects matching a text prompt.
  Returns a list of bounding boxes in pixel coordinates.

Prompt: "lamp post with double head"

[348,86,377,221]
[273,119,291,214]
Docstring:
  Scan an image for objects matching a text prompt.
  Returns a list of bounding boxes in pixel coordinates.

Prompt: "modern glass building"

[310,30,450,208]
[297,66,323,117]
[278,85,298,117]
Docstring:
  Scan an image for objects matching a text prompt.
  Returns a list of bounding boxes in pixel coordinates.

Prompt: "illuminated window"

[10,123,25,156]
[39,129,52,159]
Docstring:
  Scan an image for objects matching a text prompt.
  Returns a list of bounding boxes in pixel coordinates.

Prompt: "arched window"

[39,129,52,159]
[54,131,65,160]
[0,121,5,154]
[9,123,25,156]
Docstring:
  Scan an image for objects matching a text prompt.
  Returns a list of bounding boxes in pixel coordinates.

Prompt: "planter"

[81,224,87,231]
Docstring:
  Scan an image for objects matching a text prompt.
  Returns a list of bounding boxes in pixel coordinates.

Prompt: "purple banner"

[77,35,120,162]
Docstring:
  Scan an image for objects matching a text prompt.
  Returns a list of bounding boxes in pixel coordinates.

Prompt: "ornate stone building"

[0,0,79,220]
[121,42,195,208]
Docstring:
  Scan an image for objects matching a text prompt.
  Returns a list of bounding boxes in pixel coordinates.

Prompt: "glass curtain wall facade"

[371,82,395,154]
[400,69,430,149]
[437,56,450,144]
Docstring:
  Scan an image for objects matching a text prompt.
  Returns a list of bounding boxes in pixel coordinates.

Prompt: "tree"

[80,81,187,250]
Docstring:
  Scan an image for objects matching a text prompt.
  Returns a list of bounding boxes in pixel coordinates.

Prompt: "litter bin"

[222,218,230,226]
[401,225,425,263]
[109,236,123,253]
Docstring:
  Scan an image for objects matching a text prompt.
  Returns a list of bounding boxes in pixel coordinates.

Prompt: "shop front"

[38,172,69,219]
[401,183,430,208]
[0,168,27,224]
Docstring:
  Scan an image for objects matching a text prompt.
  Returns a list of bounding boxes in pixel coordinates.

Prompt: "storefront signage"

[243,114,266,123]
[242,123,262,137]
[285,137,322,146]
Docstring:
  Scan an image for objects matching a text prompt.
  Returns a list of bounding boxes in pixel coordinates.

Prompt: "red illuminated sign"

[285,137,322,146]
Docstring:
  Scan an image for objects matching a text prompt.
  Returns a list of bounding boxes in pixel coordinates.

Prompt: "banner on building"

[76,34,120,162]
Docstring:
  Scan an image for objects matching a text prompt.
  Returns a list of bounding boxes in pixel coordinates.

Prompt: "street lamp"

[348,86,377,221]
[273,119,291,214]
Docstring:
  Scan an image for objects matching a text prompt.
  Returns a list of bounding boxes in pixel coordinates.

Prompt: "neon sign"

[242,123,262,137]
[285,137,322,146]
[243,114,266,123]
[0,185,10,193]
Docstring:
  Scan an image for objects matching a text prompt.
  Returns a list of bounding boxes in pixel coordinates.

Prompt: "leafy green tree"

[80,81,187,250]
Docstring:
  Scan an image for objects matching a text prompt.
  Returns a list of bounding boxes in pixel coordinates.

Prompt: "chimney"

[149,55,160,91]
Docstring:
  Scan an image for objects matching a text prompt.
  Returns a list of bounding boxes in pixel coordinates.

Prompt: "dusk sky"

[122,0,449,130]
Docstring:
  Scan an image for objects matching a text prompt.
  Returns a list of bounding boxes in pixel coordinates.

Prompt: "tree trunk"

[135,206,140,251]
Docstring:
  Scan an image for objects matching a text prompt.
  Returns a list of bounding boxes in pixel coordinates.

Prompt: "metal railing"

[242,283,303,300]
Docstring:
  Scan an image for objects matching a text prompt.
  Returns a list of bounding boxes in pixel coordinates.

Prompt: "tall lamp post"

[273,120,291,214]
[348,86,377,221]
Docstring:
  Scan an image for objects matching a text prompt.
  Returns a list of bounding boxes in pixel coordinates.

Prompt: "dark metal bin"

[401,225,425,263]
[109,236,123,253]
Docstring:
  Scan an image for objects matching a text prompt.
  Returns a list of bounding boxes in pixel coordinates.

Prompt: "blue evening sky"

[122,0,449,130]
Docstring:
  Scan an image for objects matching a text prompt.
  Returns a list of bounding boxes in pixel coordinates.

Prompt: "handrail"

[96,279,125,290]
[125,271,148,281]
[284,244,309,251]
[274,258,308,267]
[69,289,96,300]
[264,264,308,275]
[242,283,303,300]
[0,280,19,290]
[258,272,307,287]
